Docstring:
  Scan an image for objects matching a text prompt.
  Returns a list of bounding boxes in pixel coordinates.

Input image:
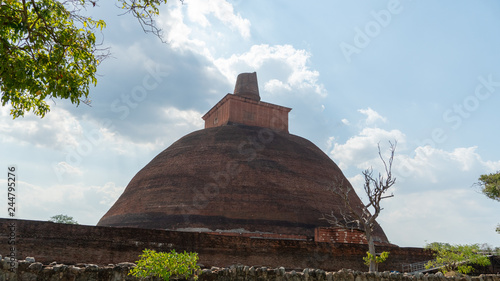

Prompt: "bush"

[425,243,491,275]
[363,251,389,267]
[49,214,78,224]
[129,249,200,280]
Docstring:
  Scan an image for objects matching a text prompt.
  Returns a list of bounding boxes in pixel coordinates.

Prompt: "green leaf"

[424,243,491,275]
[0,0,169,118]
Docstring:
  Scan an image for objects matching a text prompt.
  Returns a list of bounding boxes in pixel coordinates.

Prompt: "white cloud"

[341,118,350,125]
[159,3,207,52]
[347,174,366,199]
[158,0,249,57]
[214,44,327,97]
[330,127,405,169]
[329,113,500,247]
[0,107,83,150]
[330,123,500,185]
[378,188,499,246]
[10,180,124,225]
[358,107,387,126]
[185,0,251,39]
[326,136,335,151]
[163,106,204,128]
[395,145,500,185]
[85,107,202,156]
[53,162,84,182]
[86,106,203,154]
[264,79,292,92]
[156,2,326,99]
[0,104,204,182]
[107,42,171,74]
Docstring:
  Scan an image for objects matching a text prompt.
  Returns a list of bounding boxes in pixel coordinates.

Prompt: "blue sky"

[1,0,499,248]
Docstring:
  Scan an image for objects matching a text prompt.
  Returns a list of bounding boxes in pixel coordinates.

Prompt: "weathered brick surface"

[98,83,390,244]
[233,72,261,101]
[202,94,291,132]
[206,232,308,240]
[0,219,433,272]
[97,124,390,243]
[315,227,366,244]
[314,228,390,245]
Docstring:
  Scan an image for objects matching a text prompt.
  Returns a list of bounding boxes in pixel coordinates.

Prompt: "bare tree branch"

[322,141,397,272]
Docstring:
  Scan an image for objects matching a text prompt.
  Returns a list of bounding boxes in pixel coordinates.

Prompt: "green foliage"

[425,243,491,275]
[477,172,500,202]
[49,214,78,224]
[0,0,167,118]
[363,251,389,266]
[129,249,200,281]
[477,172,500,234]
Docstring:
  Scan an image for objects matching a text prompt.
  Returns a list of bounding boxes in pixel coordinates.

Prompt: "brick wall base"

[0,219,432,272]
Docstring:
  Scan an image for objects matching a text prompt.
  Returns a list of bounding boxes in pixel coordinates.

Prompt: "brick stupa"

[98,72,389,243]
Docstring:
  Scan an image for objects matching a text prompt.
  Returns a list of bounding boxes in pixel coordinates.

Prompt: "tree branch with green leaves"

[425,243,491,275]
[476,171,500,202]
[475,171,500,234]
[0,0,170,118]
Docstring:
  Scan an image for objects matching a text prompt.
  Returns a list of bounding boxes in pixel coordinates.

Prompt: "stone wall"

[0,219,433,272]
[1,259,499,281]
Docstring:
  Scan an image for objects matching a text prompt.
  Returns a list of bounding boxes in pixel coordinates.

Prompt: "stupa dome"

[97,73,389,243]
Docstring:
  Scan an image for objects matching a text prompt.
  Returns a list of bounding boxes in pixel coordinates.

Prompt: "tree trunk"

[366,231,377,272]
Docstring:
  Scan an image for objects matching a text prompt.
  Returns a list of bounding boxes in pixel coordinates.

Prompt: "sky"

[1,0,499,248]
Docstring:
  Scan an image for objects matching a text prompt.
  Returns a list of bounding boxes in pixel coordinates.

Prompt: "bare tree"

[322,141,397,272]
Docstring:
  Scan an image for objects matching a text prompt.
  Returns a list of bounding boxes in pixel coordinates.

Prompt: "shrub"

[49,214,78,224]
[363,251,389,267]
[129,249,200,280]
[425,243,491,275]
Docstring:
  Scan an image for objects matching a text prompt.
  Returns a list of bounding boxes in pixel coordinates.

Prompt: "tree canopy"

[0,0,168,118]
[49,214,79,224]
[477,172,500,202]
[425,243,491,275]
[476,171,500,233]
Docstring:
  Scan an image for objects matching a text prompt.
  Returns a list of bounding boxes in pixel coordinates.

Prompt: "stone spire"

[233,72,260,101]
